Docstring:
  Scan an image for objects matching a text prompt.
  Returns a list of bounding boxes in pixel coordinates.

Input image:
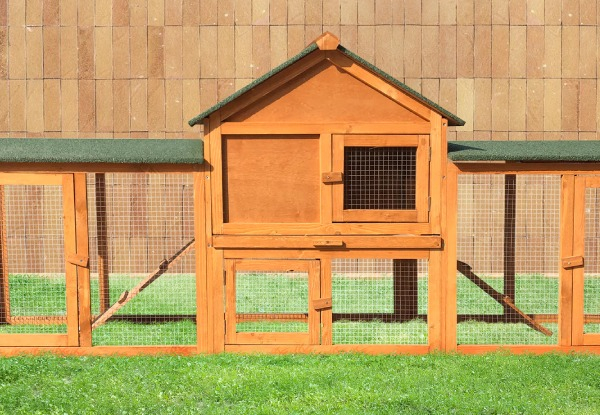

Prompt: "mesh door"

[344,147,416,210]
[0,184,67,334]
[331,258,428,345]
[235,269,309,333]
[584,187,600,335]
[456,174,560,345]
[88,173,196,346]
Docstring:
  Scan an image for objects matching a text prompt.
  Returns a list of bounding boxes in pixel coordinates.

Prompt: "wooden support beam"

[91,238,195,330]
[503,174,516,316]
[95,173,110,314]
[457,261,552,336]
[393,259,418,320]
[0,185,9,324]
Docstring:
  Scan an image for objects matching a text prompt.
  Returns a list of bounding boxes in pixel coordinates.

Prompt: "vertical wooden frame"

[559,175,575,346]
[74,173,91,347]
[320,258,333,345]
[308,260,321,345]
[62,174,80,346]
[94,173,110,314]
[571,176,586,345]
[444,161,459,351]
[428,249,443,351]
[320,133,333,226]
[428,113,443,233]
[194,169,209,353]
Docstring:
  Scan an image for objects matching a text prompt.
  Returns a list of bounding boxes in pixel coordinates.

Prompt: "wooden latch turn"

[322,172,343,184]
[562,256,584,269]
[313,240,345,248]
[66,253,89,267]
[313,298,332,311]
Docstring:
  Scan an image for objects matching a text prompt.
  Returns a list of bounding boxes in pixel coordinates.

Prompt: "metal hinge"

[428,196,431,211]
[429,147,432,162]
[223,270,226,285]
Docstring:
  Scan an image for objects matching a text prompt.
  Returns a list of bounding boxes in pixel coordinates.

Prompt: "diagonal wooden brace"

[457,261,552,337]
[92,238,196,330]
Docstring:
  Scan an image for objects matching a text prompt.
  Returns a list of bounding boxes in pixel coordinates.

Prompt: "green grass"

[0,353,599,414]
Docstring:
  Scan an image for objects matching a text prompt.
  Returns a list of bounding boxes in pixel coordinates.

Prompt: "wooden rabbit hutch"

[0,32,599,354]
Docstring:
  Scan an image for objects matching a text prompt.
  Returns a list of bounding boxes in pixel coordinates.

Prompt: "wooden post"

[503,174,516,317]
[0,185,9,324]
[74,174,92,347]
[393,259,418,321]
[95,173,110,313]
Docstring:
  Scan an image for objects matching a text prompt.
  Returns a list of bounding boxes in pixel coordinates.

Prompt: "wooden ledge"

[212,235,442,250]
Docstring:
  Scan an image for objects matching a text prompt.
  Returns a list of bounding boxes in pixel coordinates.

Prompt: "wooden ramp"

[457,261,552,337]
[92,238,196,330]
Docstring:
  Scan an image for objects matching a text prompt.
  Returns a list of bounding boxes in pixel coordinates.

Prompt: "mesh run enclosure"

[87,173,196,346]
[343,147,416,210]
[235,269,309,333]
[456,174,560,345]
[331,258,428,345]
[0,184,67,334]
[584,187,600,336]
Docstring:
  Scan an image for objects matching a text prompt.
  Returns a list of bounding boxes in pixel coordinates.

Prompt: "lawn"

[0,353,599,414]
[0,273,598,347]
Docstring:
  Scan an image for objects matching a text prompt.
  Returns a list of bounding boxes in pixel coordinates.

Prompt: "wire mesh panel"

[584,187,600,335]
[331,258,428,345]
[88,173,196,346]
[343,147,416,210]
[456,174,560,345]
[0,184,67,334]
[235,269,309,333]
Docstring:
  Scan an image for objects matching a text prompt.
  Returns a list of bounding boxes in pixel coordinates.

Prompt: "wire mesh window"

[456,174,560,345]
[87,173,196,346]
[0,184,67,334]
[331,258,428,345]
[584,187,600,335]
[343,147,416,210]
[235,270,309,333]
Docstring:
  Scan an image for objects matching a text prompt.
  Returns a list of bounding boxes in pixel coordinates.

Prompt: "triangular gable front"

[188,33,464,128]
[227,59,427,124]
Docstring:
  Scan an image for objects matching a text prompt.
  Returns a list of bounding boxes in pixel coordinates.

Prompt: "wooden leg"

[393,259,418,321]
[95,173,110,314]
[503,174,516,316]
[0,185,9,324]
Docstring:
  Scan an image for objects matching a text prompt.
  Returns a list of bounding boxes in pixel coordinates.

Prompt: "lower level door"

[225,259,320,345]
[572,177,600,345]
[0,174,79,347]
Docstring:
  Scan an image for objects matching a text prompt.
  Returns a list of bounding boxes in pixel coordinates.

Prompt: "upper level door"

[0,174,79,347]
[572,176,600,346]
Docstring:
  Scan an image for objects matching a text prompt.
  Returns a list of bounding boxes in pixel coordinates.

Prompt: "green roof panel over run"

[188,39,465,127]
[448,140,600,163]
[0,138,203,165]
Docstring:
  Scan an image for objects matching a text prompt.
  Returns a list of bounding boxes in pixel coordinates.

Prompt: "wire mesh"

[584,187,600,335]
[88,173,196,346]
[456,174,560,345]
[331,258,428,345]
[343,147,416,210]
[0,184,67,334]
[235,270,309,333]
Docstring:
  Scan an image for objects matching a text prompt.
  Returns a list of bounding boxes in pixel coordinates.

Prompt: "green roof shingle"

[0,138,203,164]
[448,140,600,162]
[188,41,465,127]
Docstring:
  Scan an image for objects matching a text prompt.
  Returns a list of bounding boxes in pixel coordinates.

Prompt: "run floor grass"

[0,353,599,414]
